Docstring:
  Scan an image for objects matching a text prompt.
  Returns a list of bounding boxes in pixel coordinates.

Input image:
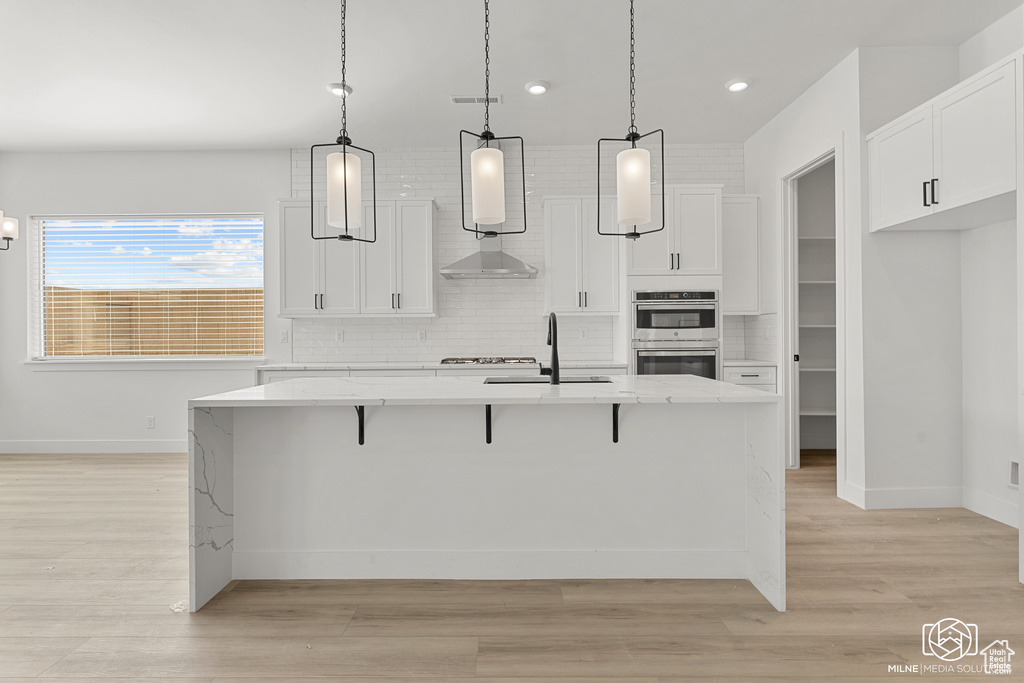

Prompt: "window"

[29,215,264,359]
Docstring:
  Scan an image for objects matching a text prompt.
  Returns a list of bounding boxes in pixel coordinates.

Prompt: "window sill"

[24,357,266,372]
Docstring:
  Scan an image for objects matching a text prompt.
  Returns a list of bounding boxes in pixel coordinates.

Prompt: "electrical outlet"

[335,331,344,342]
[417,330,426,342]
[580,328,588,339]
[1010,461,1019,490]
[146,416,156,429]
[279,330,289,343]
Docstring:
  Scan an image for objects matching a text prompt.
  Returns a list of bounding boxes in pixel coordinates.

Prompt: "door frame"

[781,148,844,492]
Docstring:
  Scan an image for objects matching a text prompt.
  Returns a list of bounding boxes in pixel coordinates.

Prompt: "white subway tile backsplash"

[290,143,743,363]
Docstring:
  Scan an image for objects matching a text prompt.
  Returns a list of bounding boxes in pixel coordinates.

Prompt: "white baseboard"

[843,481,867,508]
[963,487,1019,528]
[863,486,962,509]
[231,550,748,580]
[0,439,187,454]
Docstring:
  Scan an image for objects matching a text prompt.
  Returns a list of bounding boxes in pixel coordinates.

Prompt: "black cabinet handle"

[931,178,939,205]
[391,293,395,309]
[314,294,318,310]
[397,293,401,309]
[584,292,588,307]
[923,181,930,207]
[578,292,582,308]
[319,294,323,309]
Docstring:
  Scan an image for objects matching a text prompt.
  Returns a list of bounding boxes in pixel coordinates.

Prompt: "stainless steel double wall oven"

[631,290,721,379]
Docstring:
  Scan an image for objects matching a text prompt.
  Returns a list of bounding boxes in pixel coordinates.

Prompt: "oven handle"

[635,303,717,311]
[636,350,718,357]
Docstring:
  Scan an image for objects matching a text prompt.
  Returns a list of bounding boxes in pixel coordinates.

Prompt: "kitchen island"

[189,375,784,611]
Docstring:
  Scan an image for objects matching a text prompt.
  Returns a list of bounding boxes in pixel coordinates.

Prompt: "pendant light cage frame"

[595,0,666,240]
[596,128,665,240]
[459,0,528,238]
[310,0,377,244]
[0,238,10,251]
[459,131,527,238]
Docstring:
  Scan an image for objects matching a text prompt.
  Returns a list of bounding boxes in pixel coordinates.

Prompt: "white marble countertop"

[723,358,777,367]
[191,375,779,408]
[256,361,628,371]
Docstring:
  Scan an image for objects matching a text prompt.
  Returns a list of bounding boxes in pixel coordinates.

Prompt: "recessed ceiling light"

[525,80,550,95]
[725,79,750,93]
[326,82,353,97]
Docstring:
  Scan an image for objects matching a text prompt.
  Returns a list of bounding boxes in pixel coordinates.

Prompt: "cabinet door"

[868,110,934,230]
[581,198,620,313]
[394,201,434,315]
[626,188,673,275]
[933,60,1017,211]
[320,203,360,315]
[544,199,583,312]
[279,200,321,317]
[675,186,722,274]
[721,196,759,314]
[359,201,398,315]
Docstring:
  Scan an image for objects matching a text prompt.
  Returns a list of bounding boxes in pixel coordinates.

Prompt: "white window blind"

[28,215,264,359]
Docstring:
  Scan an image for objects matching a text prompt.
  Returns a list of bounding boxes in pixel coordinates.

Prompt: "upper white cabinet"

[279,198,435,318]
[280,200,359,317]
[544,197,620,314]
[361,200,434,315]
[627,185,723,275]
[868,59,1017,232]
[721,195,760,315]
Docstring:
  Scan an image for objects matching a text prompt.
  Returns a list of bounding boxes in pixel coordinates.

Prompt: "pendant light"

[0,211,17,251]
[459,0,527,238]
[596,0,665,240]
[310,0,376,244]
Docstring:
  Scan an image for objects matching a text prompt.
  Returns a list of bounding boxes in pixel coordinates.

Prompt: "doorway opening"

[782,150,844,497]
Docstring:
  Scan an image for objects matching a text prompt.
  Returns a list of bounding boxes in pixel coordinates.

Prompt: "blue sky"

[43,217,264,290]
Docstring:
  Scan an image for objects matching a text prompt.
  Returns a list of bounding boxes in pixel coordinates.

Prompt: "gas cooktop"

[440,357,538,365]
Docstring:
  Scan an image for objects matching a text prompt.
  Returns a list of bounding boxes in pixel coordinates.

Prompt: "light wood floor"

[0,452,1021,681]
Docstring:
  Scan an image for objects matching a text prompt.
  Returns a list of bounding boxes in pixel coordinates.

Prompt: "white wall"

[962,221,1018,526]
[744,50,865,498]
[0,150,291,452]
[959,5,1024,80]
[858,48,965,508]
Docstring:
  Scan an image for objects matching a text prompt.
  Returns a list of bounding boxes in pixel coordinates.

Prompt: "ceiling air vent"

[450,95,503,105]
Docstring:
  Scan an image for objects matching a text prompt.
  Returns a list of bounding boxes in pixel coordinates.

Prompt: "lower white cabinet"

[280,198,435,318]
[724,364,777,393]
[544,197,620,314]
[722,195,760,315]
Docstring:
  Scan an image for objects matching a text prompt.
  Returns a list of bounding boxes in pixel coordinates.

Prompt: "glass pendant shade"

[327,151,363,229]
[616,147,651,226]
[470,147,506,225]
[1,216,18,240]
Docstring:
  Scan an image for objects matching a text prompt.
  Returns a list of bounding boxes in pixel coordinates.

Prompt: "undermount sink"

[483,376,613,384]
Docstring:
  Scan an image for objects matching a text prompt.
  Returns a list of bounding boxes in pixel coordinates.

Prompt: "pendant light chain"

[339,0,348,140]
[628,0,637,137]
[483,0,491,134]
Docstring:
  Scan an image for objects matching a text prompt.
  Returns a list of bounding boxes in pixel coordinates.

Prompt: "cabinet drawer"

[724,366,776,384]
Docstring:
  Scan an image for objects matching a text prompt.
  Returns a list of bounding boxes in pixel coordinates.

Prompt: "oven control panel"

[633,290,717,302]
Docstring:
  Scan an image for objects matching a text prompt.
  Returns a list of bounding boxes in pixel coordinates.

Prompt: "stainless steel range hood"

[440,235,538,279]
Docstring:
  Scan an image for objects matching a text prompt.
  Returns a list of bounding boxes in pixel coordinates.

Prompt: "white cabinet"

[279,198,435,318]
[721,195,760,315]
[627,185,722,275]
[868,60,1017,231]
[544,197,619,314]
[360,200,435,315]
[280,200,359,317]
[724,365,776,393]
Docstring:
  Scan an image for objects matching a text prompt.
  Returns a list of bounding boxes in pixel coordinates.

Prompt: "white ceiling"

[0,0,1019,151]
